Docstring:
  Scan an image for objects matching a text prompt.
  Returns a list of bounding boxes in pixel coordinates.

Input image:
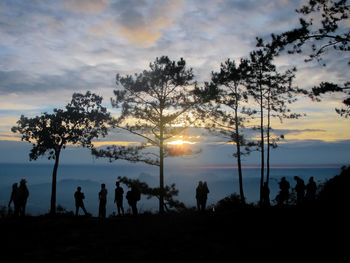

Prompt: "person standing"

[200,181,209,212]
[114,182,124,216]
[294,176,305,206]
[126,186,140,216]
[98,184,107,218]
[278,177,290,206]
[8,183,19,216]
[305,176,317,204]
[195,181,203,211]
[74,186,88,216]
[17,179,29,217]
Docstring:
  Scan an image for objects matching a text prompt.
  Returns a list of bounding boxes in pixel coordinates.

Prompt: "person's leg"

[75,205,79,216]
[22,202,26,216]
[117,204,120,215]
[132,203,138,215]
[102,201,106,218]
[121,203,124,215]
[118,200,124,215]
[81,203,88,215]
[14,204,19,217]
[19,205,25,217]
[99,202,102,217]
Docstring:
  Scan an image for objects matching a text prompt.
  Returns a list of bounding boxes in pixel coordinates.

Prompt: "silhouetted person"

[98,183,107,218]
[196,181,209,212]
[126,186,140,216]
[305,176,317,204]
[74,186,88,216]
[277,177,290,206]
[201,181,209,211]
[17,179,29,217]
[114,182,124,216]
[262,182,270,208]
[8,183,19,216]
[195,181,203,211]
[294,176,305,206]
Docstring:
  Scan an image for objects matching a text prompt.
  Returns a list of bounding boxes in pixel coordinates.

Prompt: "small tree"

[194,59,256,204]
[12,91,111,214]
[117,176,186,212]
[93,56,198,213]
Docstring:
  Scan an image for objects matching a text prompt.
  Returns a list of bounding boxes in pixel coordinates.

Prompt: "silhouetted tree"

[245,48,276,204]
[270,0,350,117]
[194,59,256,204]
[317,165,350,207]
[93,56,197,214]
[246,47,305,203]
[274,0,350,63]
[117,176,186,212]
[12,92,111,214]
[262,63,305,186]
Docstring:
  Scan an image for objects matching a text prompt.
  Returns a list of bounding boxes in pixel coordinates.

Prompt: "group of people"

[266,176,317,207]
[8,179,29,217]
[74,181,141,218]
[195,181,210,211]
[8,176,318,217]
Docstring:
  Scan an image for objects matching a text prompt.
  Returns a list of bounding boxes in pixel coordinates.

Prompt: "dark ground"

[0,207,348,262]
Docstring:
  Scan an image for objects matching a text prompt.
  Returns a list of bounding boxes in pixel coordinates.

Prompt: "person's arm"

[8,195,12,207]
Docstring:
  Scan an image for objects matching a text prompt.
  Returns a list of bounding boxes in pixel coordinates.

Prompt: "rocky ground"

[0,207,348,262]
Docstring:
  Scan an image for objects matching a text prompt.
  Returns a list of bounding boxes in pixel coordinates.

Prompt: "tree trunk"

[234,102,245,204]
[259,89,265,205]
[266,99,271,187]
[50,148,61,215]
[159,127,164,214]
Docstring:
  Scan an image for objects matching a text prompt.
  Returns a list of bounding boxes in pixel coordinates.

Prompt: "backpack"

[135,190,141,201]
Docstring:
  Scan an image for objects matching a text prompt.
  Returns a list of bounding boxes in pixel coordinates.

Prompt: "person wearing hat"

[17,179,29,217]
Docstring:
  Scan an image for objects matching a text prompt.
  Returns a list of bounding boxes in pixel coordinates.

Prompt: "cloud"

[0,62,117,95]
[0,0,349,148]
[64,0,110,14]
[109,0,185,47]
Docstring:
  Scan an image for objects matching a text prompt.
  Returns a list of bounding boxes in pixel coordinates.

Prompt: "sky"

[0,0,349,166]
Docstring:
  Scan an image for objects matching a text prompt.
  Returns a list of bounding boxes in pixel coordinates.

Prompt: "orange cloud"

[118,27,163,47]
[116,0,184,47]
[92,141,140,147]
[64,0,110,14]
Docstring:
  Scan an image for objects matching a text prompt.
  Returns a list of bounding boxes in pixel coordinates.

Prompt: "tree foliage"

[268,0,350,117]
[93,56,199,213]
[117,176,186,212]
[194,58,256,204]
[12,91,110,159]
[245,45,306,202]
[273,0,350,63]
[12,91,111,214]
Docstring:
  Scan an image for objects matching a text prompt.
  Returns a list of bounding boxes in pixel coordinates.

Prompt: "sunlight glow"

[167,140,196,145]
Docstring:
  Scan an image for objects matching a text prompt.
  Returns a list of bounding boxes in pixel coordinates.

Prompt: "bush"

[56,205,74,217]
[316,165,350,207]
[215,193,247,212]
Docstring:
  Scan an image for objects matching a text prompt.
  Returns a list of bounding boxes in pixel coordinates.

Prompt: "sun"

[167,140,196,146]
